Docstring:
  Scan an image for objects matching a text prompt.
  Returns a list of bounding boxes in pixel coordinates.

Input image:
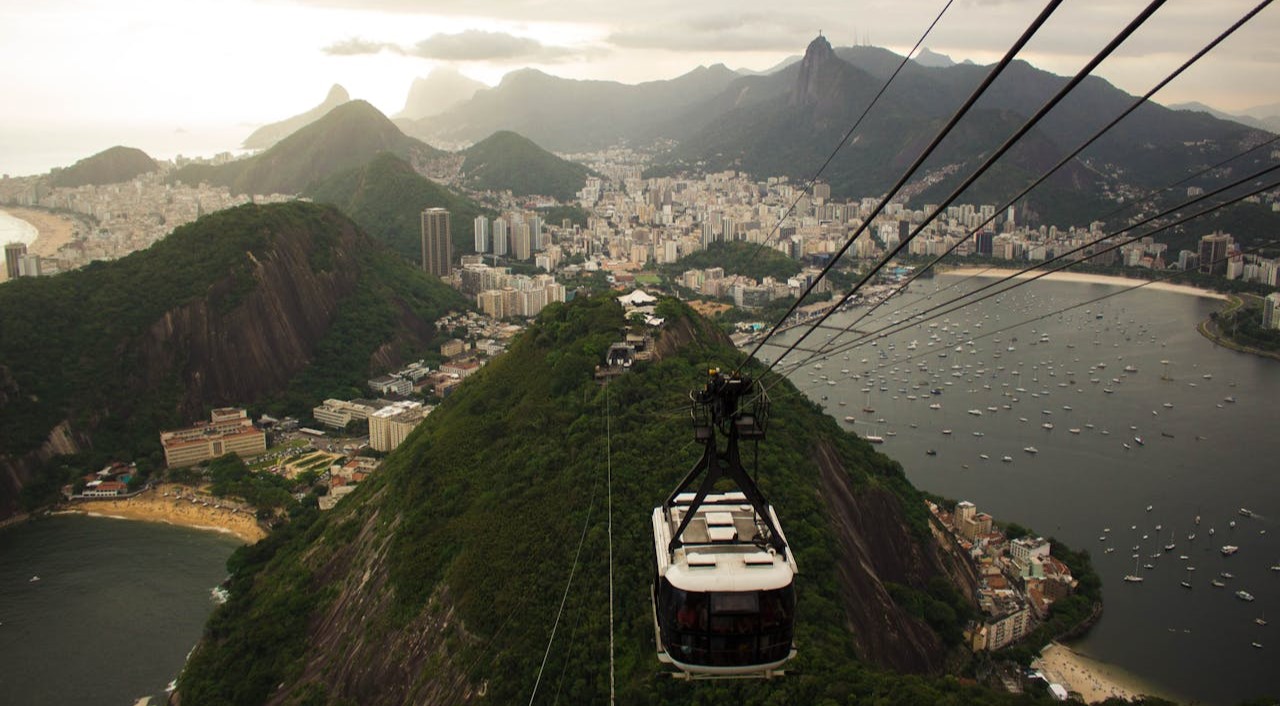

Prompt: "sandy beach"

[944,267,1228,301]
[69,484,267,543]
[2,206,79,257]
[1034,642,1172,703]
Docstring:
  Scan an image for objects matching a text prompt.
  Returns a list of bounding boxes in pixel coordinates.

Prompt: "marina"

[765,273,1279,704]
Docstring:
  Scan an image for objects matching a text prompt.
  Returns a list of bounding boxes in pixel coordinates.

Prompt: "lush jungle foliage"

[664,241,802,282]
[305,152,491,261]
[458,131,593,201]
[178,294,1107,706]
[0,201,464,508]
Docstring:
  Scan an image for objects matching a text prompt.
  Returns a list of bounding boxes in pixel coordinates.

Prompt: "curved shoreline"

[942,267,1229,301]
[59,484,267,543]
[1196,294,1280,361]
[0,206,79,258]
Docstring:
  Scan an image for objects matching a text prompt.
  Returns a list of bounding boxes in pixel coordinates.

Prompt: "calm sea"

[0,515,239,705]
[0,210,38,248]
[766,273,1279,705]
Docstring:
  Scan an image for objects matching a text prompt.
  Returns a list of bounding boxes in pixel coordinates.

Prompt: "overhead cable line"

[766,165,1280,379]
[794,0,1273,366]
[757,0,1168,378]
[760,238,1278,408]
[739,0,1066,373]
[895,132,1280,317]
[605,382,615,706]
[737,0,957,272]
[528,421,604,705]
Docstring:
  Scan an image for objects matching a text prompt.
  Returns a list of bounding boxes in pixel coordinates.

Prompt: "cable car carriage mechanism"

[652,369,798,679]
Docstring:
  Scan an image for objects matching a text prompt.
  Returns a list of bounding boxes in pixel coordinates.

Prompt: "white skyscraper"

[492,218,509,257]
[474,215,490,254]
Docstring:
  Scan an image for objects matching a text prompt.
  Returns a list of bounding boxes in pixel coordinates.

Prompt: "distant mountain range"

[1168,101,1280,135]
[396,63,742,151]
[175,100,445,196]
[396,67,485,120]
[50,145,157,188]
[243,84,350,150]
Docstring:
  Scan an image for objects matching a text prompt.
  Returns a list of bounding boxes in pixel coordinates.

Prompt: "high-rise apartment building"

[492,218,509,257]
[1264,292,1280,330]
[4,242,27,279]
[421,208,452,277]
[1198,232,1231,275]
[474,215,490,254]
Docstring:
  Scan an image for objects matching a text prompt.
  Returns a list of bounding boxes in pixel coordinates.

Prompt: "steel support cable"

[906,134,1279,312]
[764,169,1280,383]
[766,168,1280,383]
[758,238,1279,409]
[758,0,1168,379]
[605,382,615,706]
[737,0,1066,374]
[763,158,1280,376]
[736,0,957,274]
[793,0,1273,367]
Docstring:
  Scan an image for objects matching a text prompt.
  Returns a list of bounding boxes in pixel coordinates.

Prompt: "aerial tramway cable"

[756,0,1169,379]
[790,0,1275,368]
[759,238,1278,406]
[765,167,1280,381]
[737,0,1067,374]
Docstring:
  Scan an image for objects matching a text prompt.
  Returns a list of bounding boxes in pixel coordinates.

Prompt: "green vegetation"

[0,201,464,511]
[177,293,1085,705]
[174,101,444,196]
[458,130,592,201]
[50,145,157,187]
[206,454,296,514]
[663,241,801,282]
[1207,294,1280,354]
[537,204,590,228]
[306,152,492,260]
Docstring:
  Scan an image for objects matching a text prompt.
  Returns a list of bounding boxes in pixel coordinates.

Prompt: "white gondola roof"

[653,492,797,593]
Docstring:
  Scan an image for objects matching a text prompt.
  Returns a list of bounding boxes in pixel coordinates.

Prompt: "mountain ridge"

[242,84,350,150]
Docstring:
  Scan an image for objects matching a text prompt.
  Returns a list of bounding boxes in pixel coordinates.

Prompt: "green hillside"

[459,130,592,201]
[0,202,464,511]
[174,101,445,196]
[665,241,802,281]
[175,296,1090,706]
[50,145,157,187]
[306,152,491,260]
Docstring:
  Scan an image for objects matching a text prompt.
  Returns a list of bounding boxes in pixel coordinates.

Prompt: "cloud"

[322,30,584,63]
[322,37,396,56]
[608,12,821,53]
[408,30,576,62]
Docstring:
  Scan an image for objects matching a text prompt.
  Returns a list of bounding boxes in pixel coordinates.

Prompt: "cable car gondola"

[652,370,797,679]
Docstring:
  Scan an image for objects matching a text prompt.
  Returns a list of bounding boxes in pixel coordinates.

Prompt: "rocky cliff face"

[136,219,359,419]
[815,439,978,673]
[0,202,459,520]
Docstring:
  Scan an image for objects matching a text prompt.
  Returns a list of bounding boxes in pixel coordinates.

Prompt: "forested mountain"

[49,145,157,187]
[457,131,593,201]
[398,64,741,151]
[174,101,445,196]
[306,152,491,260]
[242,84,351,150]
[651,36,1272,227]
[0,202,465,518]
[171,295,1097,706]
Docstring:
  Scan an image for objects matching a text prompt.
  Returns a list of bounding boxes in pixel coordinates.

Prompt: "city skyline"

[1,0,1277,178]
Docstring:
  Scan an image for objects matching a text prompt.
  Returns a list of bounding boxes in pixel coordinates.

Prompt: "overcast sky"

[1,0,1276,170]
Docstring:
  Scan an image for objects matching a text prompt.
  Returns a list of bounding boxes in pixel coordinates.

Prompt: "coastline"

[1,206,80,258]
[1034,642,1176,703]
[943,267,1229,301]
[61,484,267,543]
